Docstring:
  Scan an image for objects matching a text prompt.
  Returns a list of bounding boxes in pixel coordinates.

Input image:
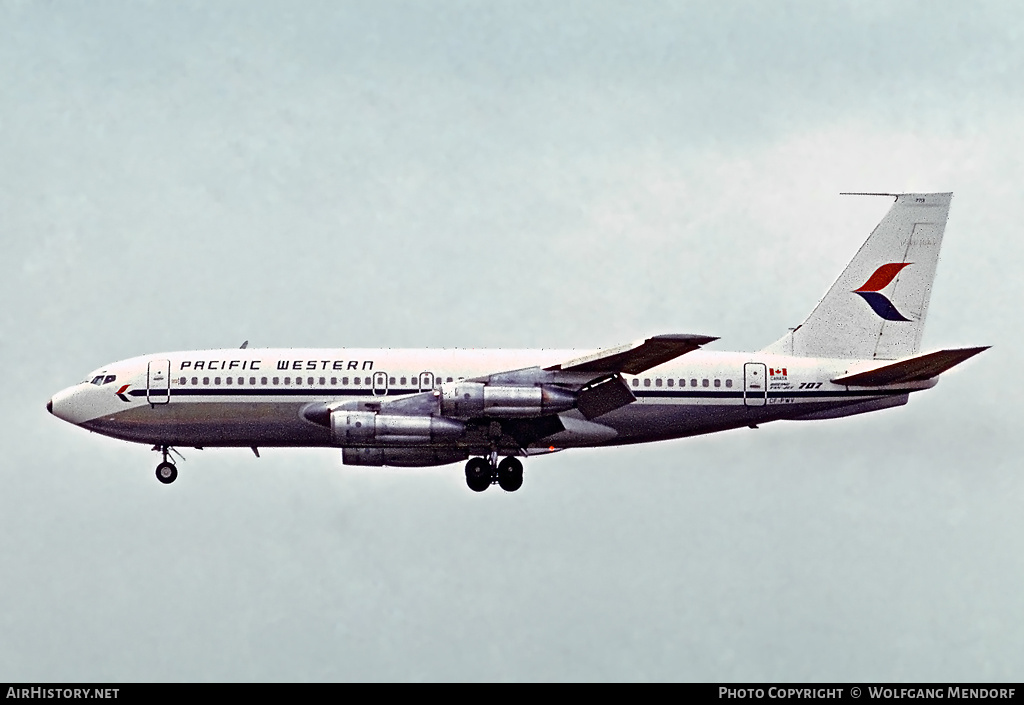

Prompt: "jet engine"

[342,447,469,467]
[331,410,465,446]
[440,383,576,418]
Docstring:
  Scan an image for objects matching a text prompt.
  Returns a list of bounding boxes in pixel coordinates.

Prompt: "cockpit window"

[89,374,117,385]
[91,376,105,385]
[103,375,117,385]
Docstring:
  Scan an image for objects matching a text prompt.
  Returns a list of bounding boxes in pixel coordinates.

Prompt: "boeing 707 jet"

[48,192,987,492]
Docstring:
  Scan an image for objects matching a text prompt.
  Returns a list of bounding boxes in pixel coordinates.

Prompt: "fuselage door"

[418,371,435,392]
[372,371,389,396]
[743,362,767,407]
[147,359,171,405]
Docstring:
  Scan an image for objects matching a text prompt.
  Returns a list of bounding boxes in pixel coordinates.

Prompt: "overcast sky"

[2,1,1022,682]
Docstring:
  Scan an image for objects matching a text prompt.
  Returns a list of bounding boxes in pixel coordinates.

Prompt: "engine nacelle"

[440,383,576,418]
[342,447,469,467]
[331,411,465,445]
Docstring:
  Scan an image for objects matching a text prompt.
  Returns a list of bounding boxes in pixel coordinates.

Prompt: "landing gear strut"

[153,445,180,485]
[464,455,524,493]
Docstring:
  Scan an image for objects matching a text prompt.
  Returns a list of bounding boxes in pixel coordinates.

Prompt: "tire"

[497,456,524,492]
[465,457,493,492]
[155,462,178,484]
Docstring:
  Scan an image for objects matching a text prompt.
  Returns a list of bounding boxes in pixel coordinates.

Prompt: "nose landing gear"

[464,455,524,493]
[152,445,182,485]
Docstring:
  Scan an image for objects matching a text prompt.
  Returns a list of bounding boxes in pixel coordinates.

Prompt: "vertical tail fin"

[762,192,952,360]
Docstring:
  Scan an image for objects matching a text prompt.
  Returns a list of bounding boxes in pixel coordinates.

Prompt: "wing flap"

[546,334,717,375]
[831,346,989,386]
[576,374,636,420]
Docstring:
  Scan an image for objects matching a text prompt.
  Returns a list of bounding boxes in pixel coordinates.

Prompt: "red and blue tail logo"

[854,263,912,321]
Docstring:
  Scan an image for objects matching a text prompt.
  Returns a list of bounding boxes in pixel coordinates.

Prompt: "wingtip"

[952,345,991,357]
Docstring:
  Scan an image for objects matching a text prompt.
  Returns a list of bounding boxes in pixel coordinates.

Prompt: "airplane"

[48,192,987,492]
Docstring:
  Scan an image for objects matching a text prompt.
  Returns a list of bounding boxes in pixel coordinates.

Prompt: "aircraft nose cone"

[47,399,53,415]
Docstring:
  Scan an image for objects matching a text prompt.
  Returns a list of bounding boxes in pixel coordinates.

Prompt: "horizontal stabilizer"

[832,346,989,386]
[547,334,717,375]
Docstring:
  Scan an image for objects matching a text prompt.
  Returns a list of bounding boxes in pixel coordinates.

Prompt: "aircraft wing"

[545,334,718,375]
[320,334,718,427]
[831,346,989,386]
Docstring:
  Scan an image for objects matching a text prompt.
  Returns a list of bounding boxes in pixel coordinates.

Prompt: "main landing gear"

[153,445,181,485]
[465,455,524,493]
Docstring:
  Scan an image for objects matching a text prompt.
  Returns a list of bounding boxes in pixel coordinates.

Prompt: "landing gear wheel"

[155,462,178,484]
[497,456,524,492]
[465,457,493,492]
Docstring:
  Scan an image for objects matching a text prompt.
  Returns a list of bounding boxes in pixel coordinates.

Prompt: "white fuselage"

[44,193,976,489]
[48,347,933,459]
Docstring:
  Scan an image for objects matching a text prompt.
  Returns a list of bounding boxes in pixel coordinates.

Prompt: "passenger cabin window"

[702,379,709,387]
[632,379,639,387]
[714,379,721,388]
[643,378,651,387]
[261,377,268,385]
[655,379,662,387]
[690,379,697,387]
[191,377,198,385]
[726,379,733,388]
[203,377,210,385]
[667,379,674,387]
